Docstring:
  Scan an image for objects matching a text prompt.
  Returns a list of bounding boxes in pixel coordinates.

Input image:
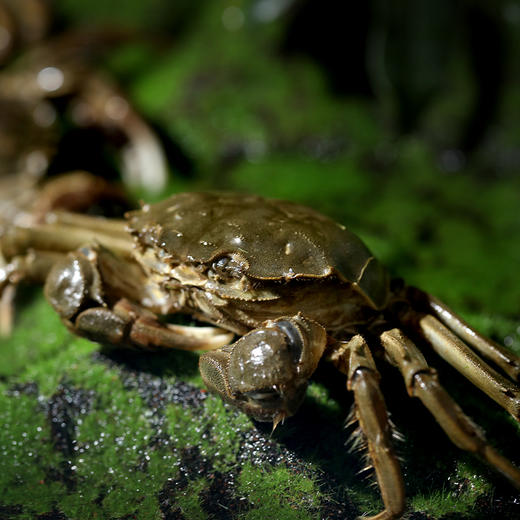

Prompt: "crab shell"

[127,191,390,311]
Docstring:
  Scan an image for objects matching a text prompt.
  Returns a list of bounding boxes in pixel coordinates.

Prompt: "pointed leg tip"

[356,510,402,520]
[271,412,285,434]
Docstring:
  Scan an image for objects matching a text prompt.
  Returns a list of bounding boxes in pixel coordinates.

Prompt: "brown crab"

[0,0,50,64]
[1,191,520,519]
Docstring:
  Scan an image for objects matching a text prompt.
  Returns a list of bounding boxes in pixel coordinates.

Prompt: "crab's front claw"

[42,244,234,352]
[199,315,327,423]
[44,248,105,321]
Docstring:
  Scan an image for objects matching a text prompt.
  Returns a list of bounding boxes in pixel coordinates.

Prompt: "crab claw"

[199,314,327,423]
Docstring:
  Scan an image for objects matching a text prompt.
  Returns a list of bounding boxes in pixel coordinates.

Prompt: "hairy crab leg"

[409,288,520,382]
[2,218,133,260]
[46,210,129,236]
[400,309,520,421]
[329,335,405,520]
[380,328,520,487]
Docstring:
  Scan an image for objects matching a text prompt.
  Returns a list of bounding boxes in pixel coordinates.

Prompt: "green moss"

[175,478,209,520]
[0,392,66,516]
[197,398,253,471]
[238,464,319,520]
[410,460,493,517]
[166,394,253,473]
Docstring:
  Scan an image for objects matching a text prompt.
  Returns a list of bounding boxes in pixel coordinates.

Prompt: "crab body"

[126,192,389,335]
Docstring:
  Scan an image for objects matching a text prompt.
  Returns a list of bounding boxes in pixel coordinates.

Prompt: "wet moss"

[238,464,319,520]
[0,390,67,517]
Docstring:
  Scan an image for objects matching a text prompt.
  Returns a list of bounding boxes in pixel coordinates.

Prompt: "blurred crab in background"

[0,0,171,333]
[0,0,168,195]
[0,0,50,64]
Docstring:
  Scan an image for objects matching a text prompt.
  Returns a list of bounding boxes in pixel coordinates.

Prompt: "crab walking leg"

[2,222,134,260]
[1,250,66,285]
[0,216,132,336]
[0,250,66,336]
[47,211,129,237]
[330,336,405,520]
[0,284,15,336]
[402,310,520,421]
[380,328,520,487]
[409,288,520,382]
[29,172,129,222]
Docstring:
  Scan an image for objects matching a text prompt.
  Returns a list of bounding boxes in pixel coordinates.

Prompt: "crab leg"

[409,288,520,382]
[0,214,133,335]
[39,244,234,351]
[0,250,66,336]
[380,328,520,487]
[401,309,520,421]
[1,250,65,284]
[330,335,405,520]
[2,220,133,260]
[0,284,16,336]
[47,211,129,237]
[72,298,234,351]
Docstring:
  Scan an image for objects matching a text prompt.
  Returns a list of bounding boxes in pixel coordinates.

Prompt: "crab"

[1,191,520,519]
[0,0,50,65]
[0,13,168,194]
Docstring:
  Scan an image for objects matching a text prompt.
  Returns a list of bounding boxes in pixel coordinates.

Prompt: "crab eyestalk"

[199,315,327,423]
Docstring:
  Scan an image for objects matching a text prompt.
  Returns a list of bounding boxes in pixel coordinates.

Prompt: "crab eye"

[211,254,246,279]
[212,257,229,271]
[275,319,303,364]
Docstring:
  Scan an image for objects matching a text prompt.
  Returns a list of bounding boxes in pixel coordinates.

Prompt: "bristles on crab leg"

[331,336,405,520]
[380,328,520,489]
[350,368,405,519]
